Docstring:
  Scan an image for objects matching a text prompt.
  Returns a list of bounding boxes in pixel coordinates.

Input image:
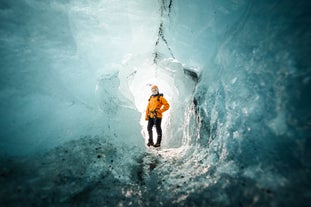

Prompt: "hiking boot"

[147,142,154,147]
[154,143,160,147]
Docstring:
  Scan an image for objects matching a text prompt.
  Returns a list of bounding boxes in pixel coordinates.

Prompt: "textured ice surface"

[0,0,310,206]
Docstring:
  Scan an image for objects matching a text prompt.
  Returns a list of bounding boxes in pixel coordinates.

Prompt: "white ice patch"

[243,165,287,189]
[268,111,288,136]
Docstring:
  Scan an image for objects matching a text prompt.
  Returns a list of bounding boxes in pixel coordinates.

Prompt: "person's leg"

[154,118,162,147]
[147,118,154,146]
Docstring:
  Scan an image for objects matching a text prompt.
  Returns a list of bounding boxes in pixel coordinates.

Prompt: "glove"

[145,117,149,121]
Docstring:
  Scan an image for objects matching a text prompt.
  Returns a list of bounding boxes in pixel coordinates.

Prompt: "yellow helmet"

[151,85,159,94]
[151,85,158,90]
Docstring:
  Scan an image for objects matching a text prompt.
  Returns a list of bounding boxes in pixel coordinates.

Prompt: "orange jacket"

[145,94,170,120]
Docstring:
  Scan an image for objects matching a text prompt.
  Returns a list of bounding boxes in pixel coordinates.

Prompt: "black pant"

[147,117,162,144]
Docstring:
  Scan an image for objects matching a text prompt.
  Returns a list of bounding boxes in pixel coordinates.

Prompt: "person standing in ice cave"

[145,85,170,147]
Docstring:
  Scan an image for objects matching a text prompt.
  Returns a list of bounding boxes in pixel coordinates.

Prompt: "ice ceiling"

[0,0,310,206]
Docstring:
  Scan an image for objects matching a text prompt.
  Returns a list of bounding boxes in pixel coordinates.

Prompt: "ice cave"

[0,0,310,206]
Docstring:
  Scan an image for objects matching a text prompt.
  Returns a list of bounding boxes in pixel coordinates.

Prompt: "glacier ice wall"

[0,0,160,155]
[0,0,310,206]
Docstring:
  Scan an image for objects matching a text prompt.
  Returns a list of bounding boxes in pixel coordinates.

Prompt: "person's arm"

[159,97,170,113]
[145,103,150,120]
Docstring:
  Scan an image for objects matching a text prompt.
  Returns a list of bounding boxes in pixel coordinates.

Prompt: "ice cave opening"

[122,57,197,148]
[0,0,311,207]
